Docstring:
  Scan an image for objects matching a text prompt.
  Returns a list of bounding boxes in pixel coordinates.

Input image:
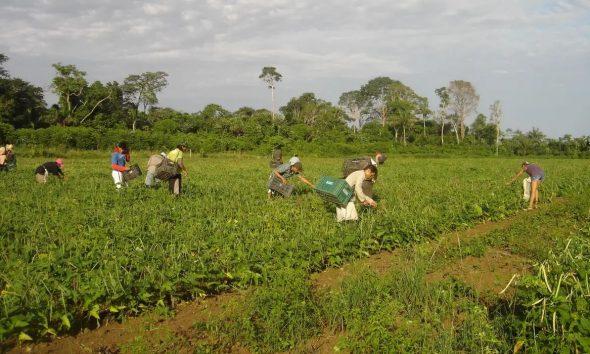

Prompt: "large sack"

[342,156,372,178]
[155,158,179,180]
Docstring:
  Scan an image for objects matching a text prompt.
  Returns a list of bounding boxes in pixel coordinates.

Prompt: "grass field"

[1,152,589,350]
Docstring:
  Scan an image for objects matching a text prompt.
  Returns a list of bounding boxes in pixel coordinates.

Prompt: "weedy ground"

[1,151,589,352]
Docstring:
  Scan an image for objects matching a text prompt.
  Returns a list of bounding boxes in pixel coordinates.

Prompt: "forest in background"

[1,53,588,157]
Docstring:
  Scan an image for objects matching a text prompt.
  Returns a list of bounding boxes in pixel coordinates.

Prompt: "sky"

[1,0,589,137]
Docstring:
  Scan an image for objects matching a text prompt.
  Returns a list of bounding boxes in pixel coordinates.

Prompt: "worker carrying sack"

[342,156,373,178]
[155,158,179,180]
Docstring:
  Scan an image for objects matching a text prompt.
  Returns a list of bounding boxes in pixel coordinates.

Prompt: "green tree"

[259,67,282,120]
[50,63,88,125]
[0,78,46,128]
[0,53,9,78]
[122,71,169,131]
[359,77,397,127]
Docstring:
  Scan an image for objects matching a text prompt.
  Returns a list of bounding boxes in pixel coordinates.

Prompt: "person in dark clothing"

[35,159,64,183]
[507,161,545,210]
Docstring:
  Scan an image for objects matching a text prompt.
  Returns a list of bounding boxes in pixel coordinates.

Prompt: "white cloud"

[0,0,588,136]
[142,3,170,15]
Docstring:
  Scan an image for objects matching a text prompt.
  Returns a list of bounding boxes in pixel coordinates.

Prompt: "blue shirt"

[111,152,126,167]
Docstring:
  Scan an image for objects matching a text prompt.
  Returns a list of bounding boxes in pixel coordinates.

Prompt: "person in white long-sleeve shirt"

[337,165,378,222]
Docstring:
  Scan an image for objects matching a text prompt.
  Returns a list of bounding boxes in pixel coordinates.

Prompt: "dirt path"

[10,204,556,353]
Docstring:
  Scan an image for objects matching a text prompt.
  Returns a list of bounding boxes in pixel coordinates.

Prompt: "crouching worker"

[35,159,64,183]
[507,161,545,210]
[0,145,16,172]
[111,142,130,189]
[268,157,314,198]
[166,144,188,196]
[337,165,377,222]
[145,152,167,188]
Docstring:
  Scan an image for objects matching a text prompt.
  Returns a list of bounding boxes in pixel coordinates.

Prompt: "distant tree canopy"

[0,52,587,157]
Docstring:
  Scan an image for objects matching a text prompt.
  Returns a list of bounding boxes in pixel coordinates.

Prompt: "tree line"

[1,54,589,157]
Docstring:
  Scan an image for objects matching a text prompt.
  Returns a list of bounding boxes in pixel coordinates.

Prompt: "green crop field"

[1,152,589,349]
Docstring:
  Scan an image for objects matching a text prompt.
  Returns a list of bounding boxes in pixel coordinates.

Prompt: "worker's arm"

[298,175,315,189]
[177,158,188,176]
[111,164,128,172]
[354,176,376,207]
[507,168,525,185]
[274,169,288,184]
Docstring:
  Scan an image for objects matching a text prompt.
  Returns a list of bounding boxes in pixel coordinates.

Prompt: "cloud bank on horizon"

[1,0,589,136]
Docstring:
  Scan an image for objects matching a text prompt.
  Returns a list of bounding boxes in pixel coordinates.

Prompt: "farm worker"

[375,151,387,165]
[111,142,130,190]
[269,146,283,168]
[267,157,314,198]
[166,144,189,196]
[337,164,378,222]
[342,155,379,198]
[145,152,167,188]
[507,161,545,210]
[0,146,6,170]
[35,159,65,183]
[4,144,16,171]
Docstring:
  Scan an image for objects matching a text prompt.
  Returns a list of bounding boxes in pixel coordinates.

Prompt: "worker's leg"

[145,170,155,187]
[337,202,358,222]
[529,180,539,210]
[112,170,123,189]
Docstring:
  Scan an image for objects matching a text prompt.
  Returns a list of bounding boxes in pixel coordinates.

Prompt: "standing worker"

[337,165,378,222]
[35,159,65,183]
[507,161,545,210]
[166,144,189,196]
[269,146,283,168]
[111,142,130,190]
[268,157,314,198]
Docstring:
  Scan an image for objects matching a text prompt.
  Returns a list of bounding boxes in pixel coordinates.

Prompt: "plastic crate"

[269,176,294,197]
[315,176,354,206]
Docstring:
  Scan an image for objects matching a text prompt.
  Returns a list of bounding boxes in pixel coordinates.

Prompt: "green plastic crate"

[315,176,354,206]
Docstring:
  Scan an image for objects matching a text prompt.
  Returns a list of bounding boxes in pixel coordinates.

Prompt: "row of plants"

[0,154,588,344]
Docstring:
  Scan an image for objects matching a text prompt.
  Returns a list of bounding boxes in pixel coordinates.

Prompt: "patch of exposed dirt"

[10,291,247,354]
[426,248,531,296]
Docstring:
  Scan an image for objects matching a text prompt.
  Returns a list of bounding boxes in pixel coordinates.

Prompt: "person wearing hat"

[111,142,130,189]
[267,157,314,198]
[337,164,378,222]
[507,161,545,210]
[166,144,189,195]
[35,159,65,183]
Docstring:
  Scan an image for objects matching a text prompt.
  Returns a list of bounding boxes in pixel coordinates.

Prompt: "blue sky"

[1,0,589,137]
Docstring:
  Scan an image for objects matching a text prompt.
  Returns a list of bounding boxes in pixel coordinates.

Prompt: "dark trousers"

[169,174,182,195]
